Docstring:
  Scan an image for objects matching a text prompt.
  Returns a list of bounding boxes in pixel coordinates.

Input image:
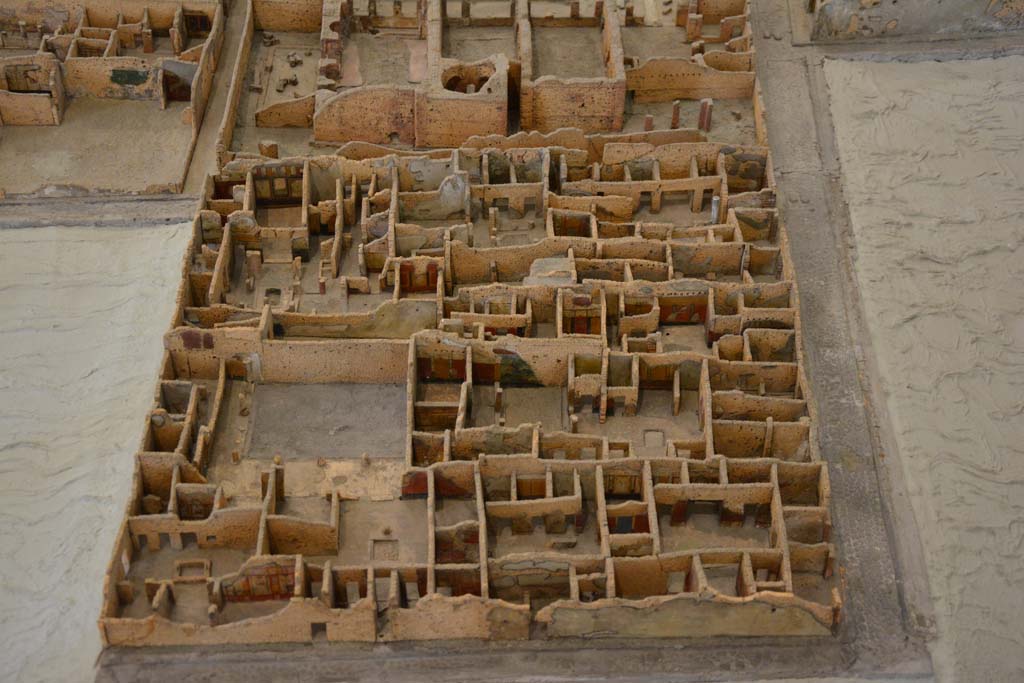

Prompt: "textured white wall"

[826,56,1024,682]
[0,224,190,683]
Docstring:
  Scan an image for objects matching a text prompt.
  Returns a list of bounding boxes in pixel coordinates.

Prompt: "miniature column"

[698,98,713,132]
[245,250,261,292]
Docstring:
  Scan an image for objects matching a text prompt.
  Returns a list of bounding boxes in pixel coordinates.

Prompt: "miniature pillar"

[259,140,279,158]
[488,207,498,245]
[698,98,713,132]
[710,195,721,223]
[671,100,681,129]
[357,244,367,276]
[672,368,682,416]
[721,499,745,526]
[245,250,262,291]
[643,114,654,132]
[670,500,688,525]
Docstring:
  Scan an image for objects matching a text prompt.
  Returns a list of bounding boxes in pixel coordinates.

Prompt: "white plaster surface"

[0,224,189,682]
[825,56,1024,682]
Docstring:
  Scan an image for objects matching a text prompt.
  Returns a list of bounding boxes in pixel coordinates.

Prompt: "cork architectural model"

[0,0,843,647]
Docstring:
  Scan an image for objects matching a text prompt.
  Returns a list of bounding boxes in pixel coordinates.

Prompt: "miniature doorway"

[226,355,253,381]
[183,11,212,36]
[163,67,192,102]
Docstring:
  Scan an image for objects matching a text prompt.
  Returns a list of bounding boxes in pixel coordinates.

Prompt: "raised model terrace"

[0,0,226,194]
[96,0,842,647]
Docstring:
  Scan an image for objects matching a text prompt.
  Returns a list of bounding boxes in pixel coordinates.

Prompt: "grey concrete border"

[0,195,197,230]
[788,0,1024,45]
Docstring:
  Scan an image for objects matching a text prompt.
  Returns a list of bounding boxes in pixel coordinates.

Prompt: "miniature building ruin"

[89,0,841,648]
[0,1,226,193]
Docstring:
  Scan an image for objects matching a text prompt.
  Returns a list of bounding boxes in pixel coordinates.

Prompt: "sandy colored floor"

[0,99,193,196]
[826,56,1024,681]
[0,224,190,682]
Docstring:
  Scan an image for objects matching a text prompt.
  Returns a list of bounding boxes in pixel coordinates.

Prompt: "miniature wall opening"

[550,210,593,238]
[183,11,213,36]
[442,62,496,94]
[3,64,52,94]
[162,60,196,102]
[71,37,111,57]
[252,163,306,227]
